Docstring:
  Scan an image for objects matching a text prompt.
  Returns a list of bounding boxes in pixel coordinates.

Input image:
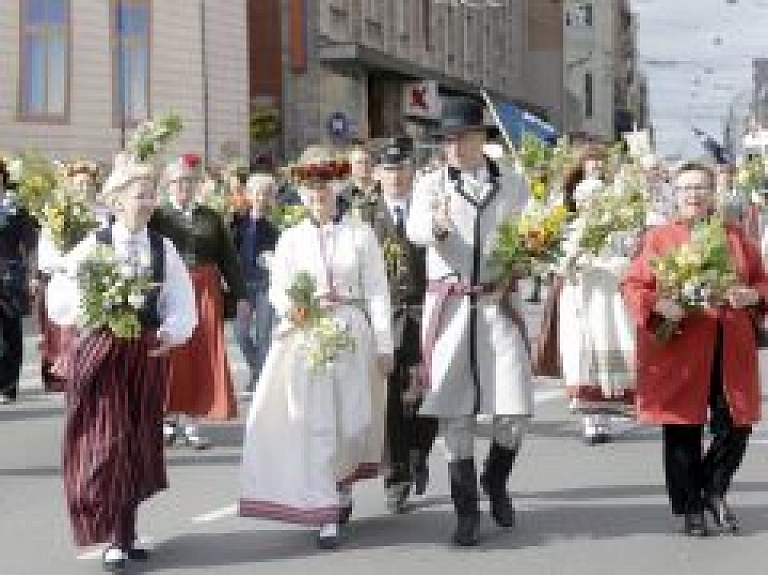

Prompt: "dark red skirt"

[165,264,237,420]
[38,287,76,393]
[62,331,168,547]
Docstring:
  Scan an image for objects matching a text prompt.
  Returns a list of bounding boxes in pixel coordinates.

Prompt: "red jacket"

[620,222,768,426]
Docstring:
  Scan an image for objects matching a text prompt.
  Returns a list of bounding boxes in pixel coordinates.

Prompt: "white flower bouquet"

[77,245,157,339]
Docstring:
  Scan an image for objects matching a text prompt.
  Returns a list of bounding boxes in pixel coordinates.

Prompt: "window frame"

[17,0,72,123]
[110,0,152,128]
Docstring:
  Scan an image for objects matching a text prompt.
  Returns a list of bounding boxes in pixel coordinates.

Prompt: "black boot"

[682,511,710,537]
[704,494,741,534]
[449,459,481,546]
[480,442,518,528]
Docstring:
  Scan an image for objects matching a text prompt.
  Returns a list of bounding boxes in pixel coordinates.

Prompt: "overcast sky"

[631,0,768,159]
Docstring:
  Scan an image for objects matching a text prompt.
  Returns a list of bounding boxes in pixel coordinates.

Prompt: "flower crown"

[64,161,102,180]
[290,159,351,183]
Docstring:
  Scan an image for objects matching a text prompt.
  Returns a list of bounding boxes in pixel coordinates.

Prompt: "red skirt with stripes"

[62,330,169,547]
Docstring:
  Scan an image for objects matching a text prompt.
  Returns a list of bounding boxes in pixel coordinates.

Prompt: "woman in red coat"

[621,161,768,537]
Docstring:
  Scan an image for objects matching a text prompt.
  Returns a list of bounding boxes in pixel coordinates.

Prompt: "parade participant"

[229,170,252,250]
[643,154,676,226]
[360,138,438,513]
[240,146,393,550]
[407,98,532,546]
[559,148,623,441]
[38,161,107,392]
[621,162,767,537]
[0,159,38,404]
[46,152,196,570]
[149,153,248,449]
[338,144,379,215]
[573,147,607,201]
[558,162,638,445]
[70,161,112,227]
[233,173,279,391]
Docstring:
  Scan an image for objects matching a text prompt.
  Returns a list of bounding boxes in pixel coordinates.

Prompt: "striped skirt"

[62,331,168,547]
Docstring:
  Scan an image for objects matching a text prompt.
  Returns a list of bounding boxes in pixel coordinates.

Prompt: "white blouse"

[46,221,198,347]
[268,217,394,357]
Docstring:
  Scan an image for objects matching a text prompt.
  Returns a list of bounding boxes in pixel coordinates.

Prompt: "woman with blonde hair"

[47,152,197,570]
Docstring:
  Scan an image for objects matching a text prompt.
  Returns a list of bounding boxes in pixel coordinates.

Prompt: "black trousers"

[662,325,751,515]
[0,311,24,400]
[385,317,438,487]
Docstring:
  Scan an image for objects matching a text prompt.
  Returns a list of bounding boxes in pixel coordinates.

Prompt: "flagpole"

[481,90,516,157]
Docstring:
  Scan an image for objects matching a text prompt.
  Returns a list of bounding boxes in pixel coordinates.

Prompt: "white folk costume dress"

[406,161,533,421]
[239,216,393,526]
[558,214,638,415]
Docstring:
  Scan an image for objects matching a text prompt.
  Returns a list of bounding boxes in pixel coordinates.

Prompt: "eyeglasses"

[675,184,713,192]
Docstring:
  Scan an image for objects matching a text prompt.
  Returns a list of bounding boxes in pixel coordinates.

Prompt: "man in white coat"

[407,98,533,546]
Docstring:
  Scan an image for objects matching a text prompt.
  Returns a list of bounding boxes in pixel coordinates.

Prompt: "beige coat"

[407,161,533,418]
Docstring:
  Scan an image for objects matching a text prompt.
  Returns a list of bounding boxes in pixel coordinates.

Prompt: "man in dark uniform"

[0,159,38,404]
[359,139,438,512]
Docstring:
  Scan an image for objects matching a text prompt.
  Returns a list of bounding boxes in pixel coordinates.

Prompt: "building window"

[423,0,432,51]
[112,0,151,126]
[585,72,594,119]
[582,3,593,26]
[19,0,70,120]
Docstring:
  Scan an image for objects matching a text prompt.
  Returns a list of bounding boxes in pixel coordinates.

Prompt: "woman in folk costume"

[46,153,197,570]
[37,161,108,392]
[558,150,638,444]
[407,98,532,547]
[240,146,393,550]
[621,162,767,536]
[149,153,248,449]
[642,154,676,227]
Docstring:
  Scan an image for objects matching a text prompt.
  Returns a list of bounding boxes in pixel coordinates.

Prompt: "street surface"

[3,292,768,574]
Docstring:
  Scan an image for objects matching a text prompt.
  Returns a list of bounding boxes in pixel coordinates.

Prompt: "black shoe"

[316,525,341,550]
[449,459,481,546]
[125,546,150,562]
[387,483,410,514]
[163,421,179,446]
[480,443,518,529]
[0,394,16,405]
[453,509,481,547]
[102,547,126,572]
[412,464,429,496]
[705,495,741,534]
[338,504,353,526]
[682,512,709,537]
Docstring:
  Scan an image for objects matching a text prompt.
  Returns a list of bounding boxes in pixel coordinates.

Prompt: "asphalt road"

[3,300,768,575]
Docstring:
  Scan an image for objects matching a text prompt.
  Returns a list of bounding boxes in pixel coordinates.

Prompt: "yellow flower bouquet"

[491,203,568,279]
[382,237,407,279]
[269,204,310,231]
[650,217,737,341]
[42,187,99,252]
[11,152,58,219]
